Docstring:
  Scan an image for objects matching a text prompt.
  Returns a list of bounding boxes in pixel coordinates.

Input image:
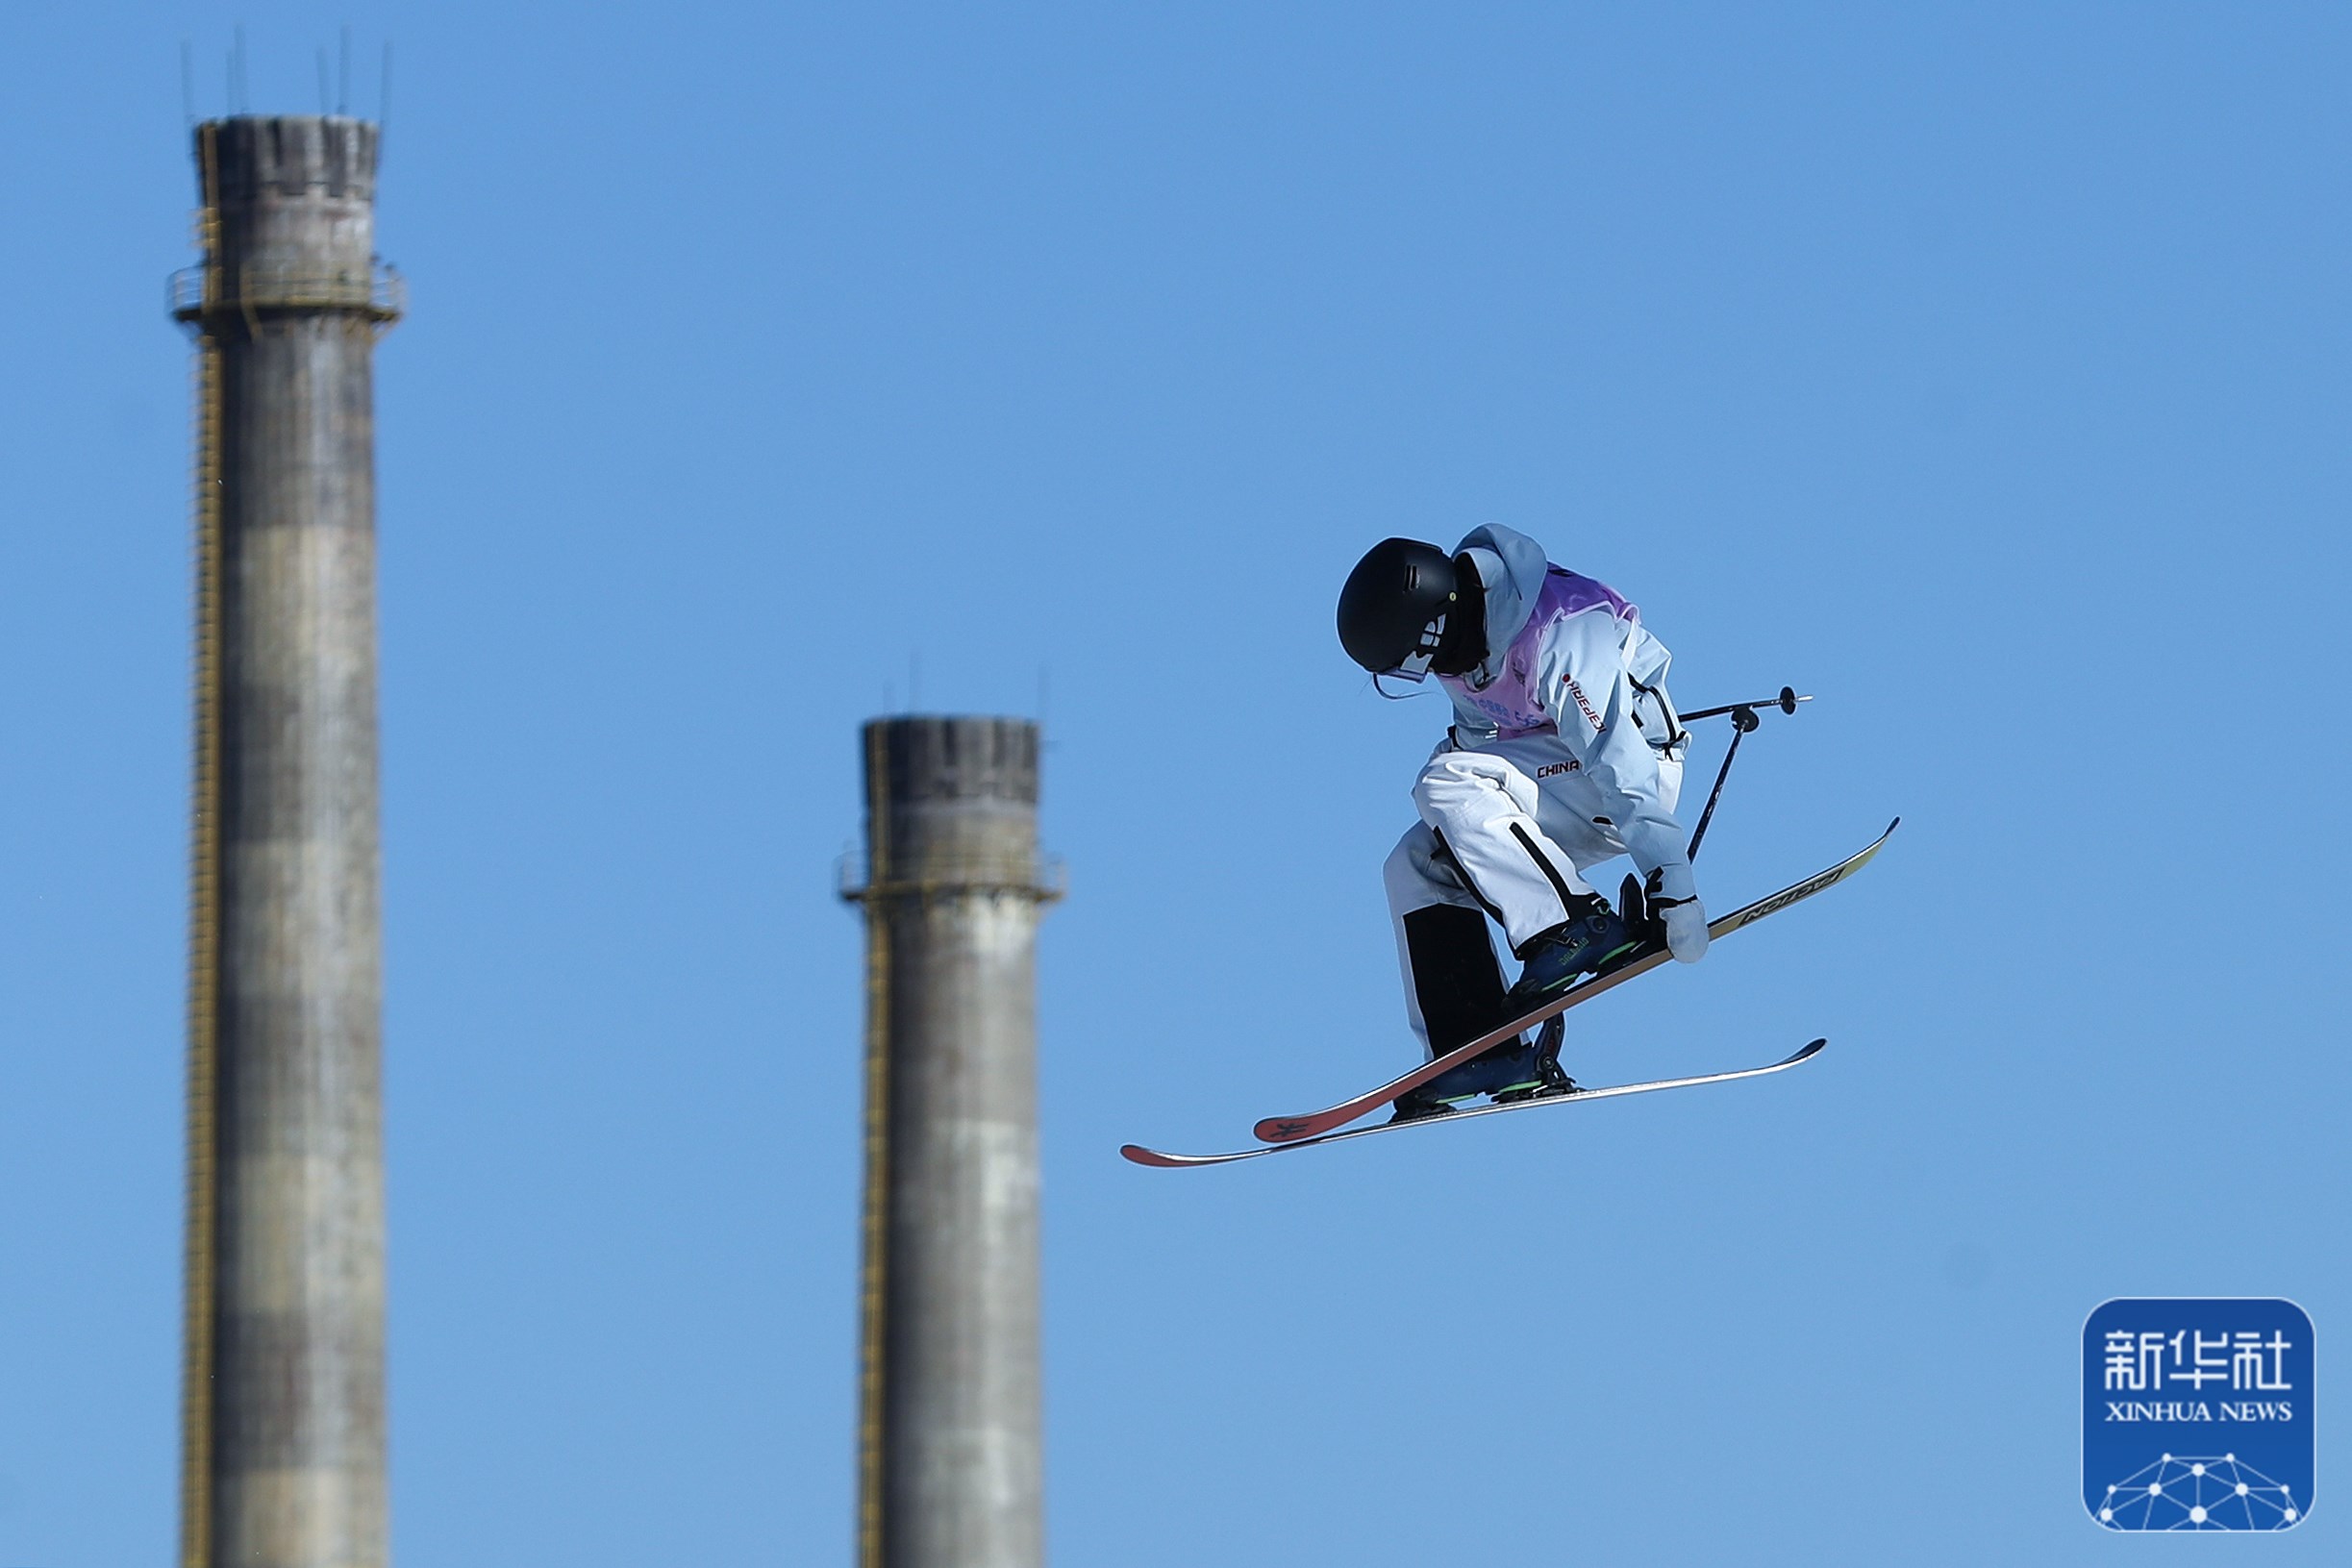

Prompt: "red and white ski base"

[1120,1037,1827,1168]
[1247,818,1898,1145]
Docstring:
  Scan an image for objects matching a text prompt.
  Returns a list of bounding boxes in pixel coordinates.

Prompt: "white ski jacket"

[1436,524,1696,901]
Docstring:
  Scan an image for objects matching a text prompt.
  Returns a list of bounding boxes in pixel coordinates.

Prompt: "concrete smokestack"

[173,115,401,1568]
[848,716,1056,1568]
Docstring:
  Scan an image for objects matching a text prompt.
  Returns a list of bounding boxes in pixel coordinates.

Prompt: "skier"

[1338,525,1712,1120]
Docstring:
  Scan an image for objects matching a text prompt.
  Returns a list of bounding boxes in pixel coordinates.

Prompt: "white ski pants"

[1384,737,1683,1055]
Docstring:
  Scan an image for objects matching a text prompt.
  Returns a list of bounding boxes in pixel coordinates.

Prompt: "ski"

[1248,818,1897,1145]
[1122,1037,1827,1168]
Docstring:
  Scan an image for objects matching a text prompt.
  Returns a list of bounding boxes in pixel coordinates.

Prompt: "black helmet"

[1337,537,1482,680]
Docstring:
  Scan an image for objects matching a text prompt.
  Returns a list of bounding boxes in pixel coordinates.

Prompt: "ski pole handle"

[1682,686,1809,724]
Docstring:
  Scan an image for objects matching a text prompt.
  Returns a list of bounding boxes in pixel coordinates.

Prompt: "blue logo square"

[2083,1298,2314,1531]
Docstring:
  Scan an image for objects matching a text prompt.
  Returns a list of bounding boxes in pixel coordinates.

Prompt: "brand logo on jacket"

[1564,678,1604,732]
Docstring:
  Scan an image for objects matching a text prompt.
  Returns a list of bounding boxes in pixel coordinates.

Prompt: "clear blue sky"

[3,2,2347,1563]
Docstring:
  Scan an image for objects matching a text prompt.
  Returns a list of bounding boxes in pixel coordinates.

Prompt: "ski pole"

[1681,686,1809,724]
[1683,686,1809,861]
[1684,704,1760,863]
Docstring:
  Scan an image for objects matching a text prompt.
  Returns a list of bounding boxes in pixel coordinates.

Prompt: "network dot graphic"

[2095,1455,2301,1531]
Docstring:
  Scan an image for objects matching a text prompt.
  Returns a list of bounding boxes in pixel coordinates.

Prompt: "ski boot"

[1490,1016,1577,1104]
[1388,1085,1459,1124]
[1506,893,1639,1009]
[1390,1019,1559,1122]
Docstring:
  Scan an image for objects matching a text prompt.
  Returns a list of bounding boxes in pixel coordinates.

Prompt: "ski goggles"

[1392,610,1449,680]
[1373,612,1448,695]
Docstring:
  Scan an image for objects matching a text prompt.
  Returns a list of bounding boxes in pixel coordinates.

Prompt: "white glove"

[1656,896,1709,963]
